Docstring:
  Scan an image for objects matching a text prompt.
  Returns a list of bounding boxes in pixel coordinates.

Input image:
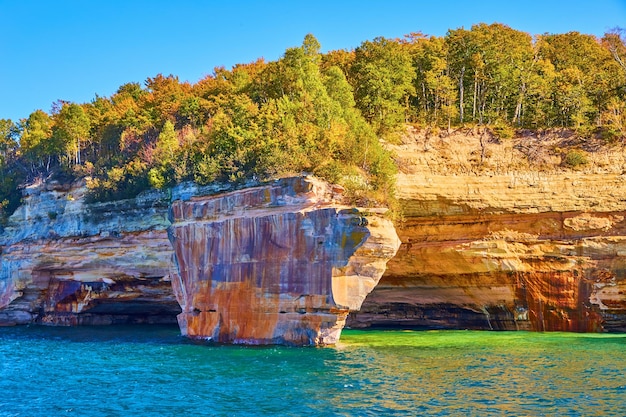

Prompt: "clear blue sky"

[1,0,625,122]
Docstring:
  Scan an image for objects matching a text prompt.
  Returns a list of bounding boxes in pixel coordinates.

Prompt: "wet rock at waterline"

[168,177,400,345]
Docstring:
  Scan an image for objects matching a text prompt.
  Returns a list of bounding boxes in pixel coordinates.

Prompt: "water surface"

[1,325,624,416]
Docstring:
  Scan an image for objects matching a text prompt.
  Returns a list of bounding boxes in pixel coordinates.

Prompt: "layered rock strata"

[348,129,626,332]
[168,177,400,345]
[0,177,400,345]
[2,127,624,338]
[0,181,180,326]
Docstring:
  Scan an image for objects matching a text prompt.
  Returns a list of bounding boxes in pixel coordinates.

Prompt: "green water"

[1,326,625,416]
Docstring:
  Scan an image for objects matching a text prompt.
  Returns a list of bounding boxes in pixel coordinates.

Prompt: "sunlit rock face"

[349,210,626,332]
[0,176,400,345]
[5,126,623,338]
[168,177,400,345]
[348,130,626,332]
[0,181,180,326]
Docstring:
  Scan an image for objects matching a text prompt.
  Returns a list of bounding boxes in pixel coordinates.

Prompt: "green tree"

[202,93,261,181]
[53,102,91,166]
[84,95,120,165]
[445,28,475,123]
[350,37,415,134]
[445,24,535,126]
[468,24,534,124]
[540,32,620,128]
[154,120,179,163]
[519,44,556,128]
[0,118,21,219]
[19,110,59,174]
[147,120,181,189]
[324,66,356,110]
[409,35,457,127]
[0,119,18,162]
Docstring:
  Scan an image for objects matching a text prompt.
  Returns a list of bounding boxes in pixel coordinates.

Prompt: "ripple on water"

[0,326,625,416]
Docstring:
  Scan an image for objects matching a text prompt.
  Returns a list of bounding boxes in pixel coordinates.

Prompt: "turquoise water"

[1,326,625,416]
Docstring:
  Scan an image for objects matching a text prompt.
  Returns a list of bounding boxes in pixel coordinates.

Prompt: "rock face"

[2,127,625,339]
[348,128,626,332]
[0,181,180,326]
[168,177,400,345]
[0,176,400,346]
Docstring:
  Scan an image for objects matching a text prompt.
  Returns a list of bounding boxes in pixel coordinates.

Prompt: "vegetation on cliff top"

[0,24,624,221]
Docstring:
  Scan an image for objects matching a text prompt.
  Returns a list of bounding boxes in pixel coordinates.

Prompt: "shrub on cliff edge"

[563,150,589,168]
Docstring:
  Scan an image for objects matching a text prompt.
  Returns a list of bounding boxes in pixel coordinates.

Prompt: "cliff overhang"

[168,176,400,345]
[0,176,400,346]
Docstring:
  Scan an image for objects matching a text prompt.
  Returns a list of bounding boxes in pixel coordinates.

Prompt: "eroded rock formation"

[348,128,626,332]
[2,127,625,340]
[0,176,399,346]
[168,177,400,345]
[0,181,180,326]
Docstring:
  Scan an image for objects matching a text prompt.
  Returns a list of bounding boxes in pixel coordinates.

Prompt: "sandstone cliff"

[168,177,400,345]
[1,126,625,339]
[0,181,179,326]
[0,177,399,346]
[348,127,626,332]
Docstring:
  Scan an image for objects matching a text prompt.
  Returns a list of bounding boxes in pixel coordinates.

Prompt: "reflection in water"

[0,326,625,416]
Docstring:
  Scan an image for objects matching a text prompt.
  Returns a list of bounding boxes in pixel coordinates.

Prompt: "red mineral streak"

[168,177,400,345]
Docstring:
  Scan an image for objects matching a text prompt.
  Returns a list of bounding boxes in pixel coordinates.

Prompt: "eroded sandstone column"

[168,177,400,346]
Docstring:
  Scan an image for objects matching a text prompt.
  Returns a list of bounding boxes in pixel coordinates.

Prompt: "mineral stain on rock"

[348,130,626,333]
[2,129,626,344]
[168,177,400,345]
[0,176,400,345]
[0,181,179,326]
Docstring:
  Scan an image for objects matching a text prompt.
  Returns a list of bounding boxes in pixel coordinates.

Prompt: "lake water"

[1,325,625,416]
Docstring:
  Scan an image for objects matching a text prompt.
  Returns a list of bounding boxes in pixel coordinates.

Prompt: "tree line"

[0,24,624,221]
